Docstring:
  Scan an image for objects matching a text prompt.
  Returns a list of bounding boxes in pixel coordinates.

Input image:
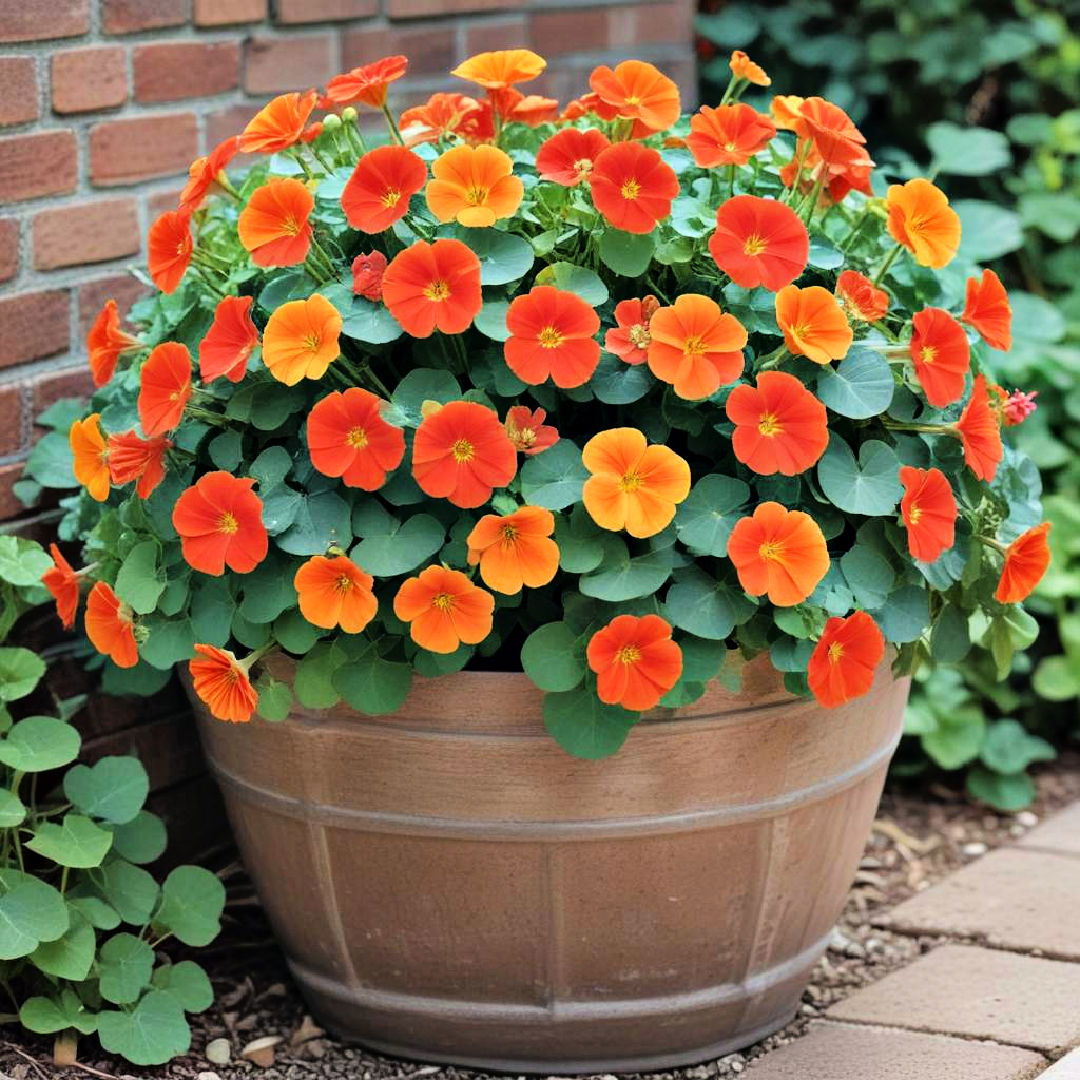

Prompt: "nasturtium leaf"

[679,636,728,683]
[20,990,97,1036]
[110,811,168,865]
[446,225,535,285]
[24,430,76,488]
[474,299,511,341]
[67,893,120,931]
[1033,655,1080,702]
[138,615,197,670]
[555,508,607,574]
[534,262,608,305]
[979,719,1055,777]
[818,437,903,517]
[0,535,53,586]
[97,990,192,1066]
[520,439,588,509]
[927,122,1012,176]
[0,648,46,702]
[579,544,673,601]
[64,756,149,826]
[276,489,352,556]
[258,269,308,312]
[29,914,95,981]
[250,446,292,491]
[101,860,159,925]
[293,642,344,709]
[839,545,895,610]
[27,813,113,869]
[770,634,815,672]
[930,603,971,663]
[341,297,403,344]
[0,715,80,772]
[955,200,1024,260]
[154,866,225,947]
[965,766,1036,812]
[207,429,243,471]
[872,584,930,643]
[521,623,585,692]
[351,513,445,577]
[256,675,293,722]
[664,569,753,640]
[332,644,412,715]
[815,346,894,419]
[190,577,235,646]
[543,688,637,759]
[238,556,296,624]
[598,229,656,276]
[590,353,652,404]
[273,608,320,655]
[674,475,750,557]
[807,241,844,269]
[152,960,214,1013]
[0,871,69,959]
[921,709,986,770]
[387,368,462,428]
[0,787,25,827]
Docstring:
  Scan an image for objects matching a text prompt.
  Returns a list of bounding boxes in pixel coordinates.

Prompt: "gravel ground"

[5,757,1080,1080]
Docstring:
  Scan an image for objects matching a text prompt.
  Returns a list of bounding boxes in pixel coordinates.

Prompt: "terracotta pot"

[190,656,908,1073]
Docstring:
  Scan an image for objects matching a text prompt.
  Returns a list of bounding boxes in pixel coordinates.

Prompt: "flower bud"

[323,113,342,131]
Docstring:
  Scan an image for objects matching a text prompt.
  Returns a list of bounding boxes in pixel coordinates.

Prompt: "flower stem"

[872,243,903,286]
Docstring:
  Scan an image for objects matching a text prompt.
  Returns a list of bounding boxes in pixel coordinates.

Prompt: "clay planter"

[190,656,908,1073]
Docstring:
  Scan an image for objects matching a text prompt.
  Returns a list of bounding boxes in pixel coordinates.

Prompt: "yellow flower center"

[628,324,651,348]
[282,214,300,237]
[335,575,354,594]
[424,280,450,302]
[218,512,239,535]
[624,95,642,106]
[920,345,937,365]
[743,233,768,256]
[757,412,783,437]
[683,334,706,358]
[538,325,564,349]
[909,503,923,525]
[501,523,519,545]
[619,469,643,492]
[758,539,784,562]
[431,592,455,612]
[452,438,475,463]
[381,188,402,208]
[465,185,489,206]
[616,644,641,665]
[303,332,322,353]
[176,240,186,255]
[620,177,641,200]
[828,641,845,664]
[725,140,738,151]
[573,157,594,179]
[346,426,368,448]
[789,322,810,341]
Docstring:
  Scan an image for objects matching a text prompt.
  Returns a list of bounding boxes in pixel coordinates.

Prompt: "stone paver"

[1041,1048,1080,1078]
[744,1021,1045,1079]
[828,944,1080,1053]
[1020,803,1080,856]
[877,848,1080,960]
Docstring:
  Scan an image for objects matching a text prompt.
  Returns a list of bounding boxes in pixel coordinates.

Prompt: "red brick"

[101,0,189,34]
[0,58,39,126]
[385,0,515,17]
[463,16,529,57]
[529,9,608,57]
[133,41,240,103]
[89,113,198,187]
[243,34,333,93]
[205,103,260,168]
[0,130,77,202]
[0,385,23,456]
[342,23,454,77]
[607,1,694,48]
[0,219,18,283]
[0,463,27,522]
[32,198,141,271]
[0,0,89,42]
[0,290,70,371]
[194,0,266,24]
[51,47,127,115]
[31,365,95,416]
[146,188,185,218]
[275,0,376,21]
[77,274,149,336]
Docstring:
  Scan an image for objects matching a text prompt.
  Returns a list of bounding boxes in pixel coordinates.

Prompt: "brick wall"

[0,0,696,521]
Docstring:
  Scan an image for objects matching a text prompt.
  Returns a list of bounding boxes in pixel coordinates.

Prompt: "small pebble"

[1016,810,1039,828]
[962,841,988,857]
[205,1038,231,1066]
[196,1073,221,1080]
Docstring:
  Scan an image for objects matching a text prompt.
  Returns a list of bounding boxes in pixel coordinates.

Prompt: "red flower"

[504,285,601,389]
[505,405,558,455]
[709,195,809,291]
[535,128,611,187]
[898,466,957,563]
[324,55,408,108]
[237,177,314,267]
[381,239,483,338]
[351,251,387,301]
[307,387,405,490]
[835,270,888,322]
[199,295,259,384]
[605,296,660,365]
[138,343,192,437]
[996,522,1051,603]
[586,614,683,712]
[107,430,171,499]
[961,268,1012,352]
[589,141,679,235]
[909,307,970,408]
[42,544,79,630]
[180,136,240,211]
[189,645,258,724]
[342,145,427,234]
[239,90,318,154]
[86,299,140,387]
[85,582,138,669]
[807,611,885,709]
[147,208,192,294]
[954,374,1003,482]
[687,103,776,168]
[172,472,268,575]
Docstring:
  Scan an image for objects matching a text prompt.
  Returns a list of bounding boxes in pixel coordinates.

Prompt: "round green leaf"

[520,439,588,509]
[955,200,1024,260]
[0,787,26,828]
[20,991,97,1036]
[446,226,535,285]
[332,643,412,715]
[30,914,95,981]
[351,512,445,577]
[27,813,113,869]
[543,688,636,758]
[64,756,149,826]
[1033,654,1080,702]
[110,812,168,865]
[341,297,403,344]
[101,859,159,925]
[674,475,750,557]
[818,437,903,517]
[115,541,166,616]
[0,648,47,703]
[979,718,1055,775]
[534,262,608,305]
[97,990,191,1066]
[590,353,652,405]
[152,960,214,1013]
[0,871,69,960]
[871,584,929,643]
[579,544,673,601]
[0,715,80,772]
[154,866,225,947]
[276,489,352,556]
[475,298,511,341]
[521,623,585,692]
[598,230,656,277]
[839,545,895,610]
[255,675,294,722]
[0,536,53,587]
[966,766,1036,812]
[664,570,753,640]
[555,508,606,574]
[927,122,1011,176]
[387,368,462,428]
[815,347,895,419]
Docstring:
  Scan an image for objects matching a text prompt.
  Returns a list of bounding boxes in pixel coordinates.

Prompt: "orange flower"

[466,505,559,594]
[807,611,885,709]
[898,466,957,563]
[294,554,378,633]
[589,60,680,133]
[239,90,318,153]
[647,293,747,400]
[199,295,259,384]
[560,93,601,122]
[307,387,405,490]
[886,178,961,269]
[351,251,387,301]
[775,284,853,364]
[70,414,110,502]
[324,55,408,107]
[504,285,601,389]
[962,268,1012,352]
[107,430,171,499]
[399,92,490,146]
[393,564,495,654]
[995,522,1051,603]
[87,299,140,387]
[687,103,776,168]
[189,644,258,723]
[709,195,809,292]
[770,94,805,131]
[342,145,427,233]
[729,50,770,86]
[412,400,517,508]
[835,270,888,322]
[605,296,660,365]
[505,405,558,455]
[726,371,828,476]
[147,208,192,294]
[954,374,1003,482]
[909,307,970,408]
[451,49,546,89]
[535,127,611,187]
[172,472,268,576]
[727,502,829,606]
[792,98,872,176]
[586,614,683,712]
[42,544,79,630]
[262,294,342,385]
[501,91,559,126]
[425,144,523,227]
[179,135,240,210]
[381,238,482,338]
[237,177,314,267]
[85,582,138,669]
[138,342,192,436]
[582,427,691,538]
[589,141,679,235]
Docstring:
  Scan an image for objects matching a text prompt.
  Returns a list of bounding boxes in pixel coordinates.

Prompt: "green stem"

[872,243,903,286]
[382,102,405,146]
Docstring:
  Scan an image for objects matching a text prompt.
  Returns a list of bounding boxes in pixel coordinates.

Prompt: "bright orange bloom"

[393,564,495,654]
[42,544,79,630]
[237,177,313,267]
[647,293,747,400]
[898,466,957,563]
[709,195,809,292]
[954,374,1003,482]
[582,427,691,539]
[605,296,660,365]
[87,299,140,387]
[351,251,387,301]
[172,472,268,576]
[589,141,679,235]
[179,135,240,210]
[307,387,405,490]
[412,400,517,508]
[770,94,805,131]
[342,145,427,233]
[239,90,318,154]
[504,285,601,389]
[138,342,192,436]
[909,307,970,408]
[324,55,408,107]
[189,644,258,724]
[886,178,961,269]
[589,60,680,133]
[399,92,490,147]
[147,208,192,294]
[70,414,110,502]
[85,582,138,669]
[199,295,259,384]
[381,238,483,338]
[451,49,546,89]
[687,103,776,168]
[727,502,829,606]
[560,93,602,122]
[835,270,888,323]
[535,127,611,187]
[107,430,171,499]
[505,405,558,455]
[262,294,342,385]
[996,522,1051,603]
[793,98,871,175]
[425,144,523,227]
[775,284,853,364]
[466,505,559,594]
[962,268,1012,352]
[726,371,828,476]
[294,554,378,633]
[586,614,683,712]
[729,50,770,86]
[807,611,885,709]
[500,91,559,126]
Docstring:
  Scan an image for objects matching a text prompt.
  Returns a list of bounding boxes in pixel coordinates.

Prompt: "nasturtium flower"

[729,50,770,86]
[774,284,853,364]
[492,89,558,125]
[172,472,268,576]
[199,295,259,384]
[399,91,489,146]
[954,374,1003,482]
[393,564,495,654]
[262,294,342,385]
[505,405,558,455]
[381,238,483,337]
[107,430,171,499]
[466,505,560,594]
[807,611,885,709]
[708,195,809,291]
[351,251,387,301]
[42,544,79,630]
[147,208,192,294]
[686,103,776,168]
[180,135,240,210]
[727,502,829,607]
[504,285,601,388]
[1003,389,1038,427]
[85,582,138,669]
[306,387,405,490]
[898,466,957,563]
[582,427,691,539]
[87,299,140,387]
[646,293,747,400]
[835,270,888,323]
[237,177,314,267]
[342,145,427,234]
[995,522,1051,604]
[589,60,680,133]
[323,54,408,107]
[961,268,1012,352]
[451,49,545,89]
[792,98,870,174]
[138,342,193,436]
[535,127,611,187]
[425,144,523,227]
[189,644,258,724]
[589,141,679,235]
[886,178,961,269]
[725,371,828,476]
[605,296,659,365]
[909,307,970,408]
[586,614,683,712]
[770,94,805,130]
[294,554,378,633]
[239,89,318,153]
[70,413,110,502]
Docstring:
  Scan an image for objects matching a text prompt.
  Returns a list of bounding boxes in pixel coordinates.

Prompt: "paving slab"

[1019,803,1080,856]
[876,848,1080,960]
[1041,1048,1080,1078]
[744,1021,1045,1079]
[828,944,1080,1053]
